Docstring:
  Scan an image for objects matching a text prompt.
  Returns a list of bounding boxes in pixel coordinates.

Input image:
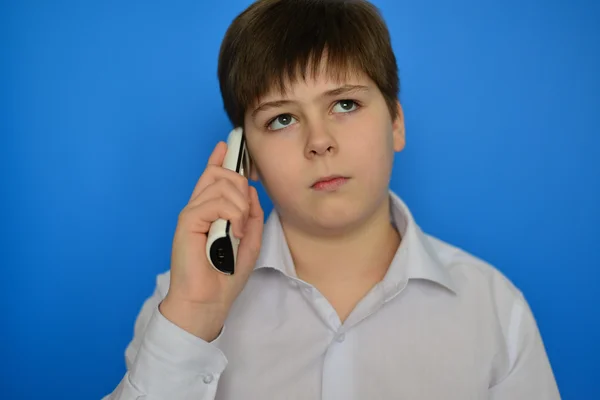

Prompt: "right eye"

[267,114,297,131]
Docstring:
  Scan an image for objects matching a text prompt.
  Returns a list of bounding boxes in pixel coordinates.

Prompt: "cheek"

[252,144,302,194]
[349,122,395,174]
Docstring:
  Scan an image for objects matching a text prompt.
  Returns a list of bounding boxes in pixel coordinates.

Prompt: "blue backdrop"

[2,0,598,399]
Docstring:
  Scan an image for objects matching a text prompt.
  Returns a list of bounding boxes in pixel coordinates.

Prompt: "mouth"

[311,175,350,191]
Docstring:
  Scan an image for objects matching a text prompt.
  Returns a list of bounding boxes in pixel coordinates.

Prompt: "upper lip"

[311,175,348,187]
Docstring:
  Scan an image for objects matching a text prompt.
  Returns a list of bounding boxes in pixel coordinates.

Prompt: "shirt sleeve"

[489,293,561,399]
[102,273,228,400]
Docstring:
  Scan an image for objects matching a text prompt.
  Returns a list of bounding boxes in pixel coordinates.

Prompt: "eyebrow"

[251,84,369,118]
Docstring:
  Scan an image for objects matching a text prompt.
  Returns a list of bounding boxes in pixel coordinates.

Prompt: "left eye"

[332,100,358,113]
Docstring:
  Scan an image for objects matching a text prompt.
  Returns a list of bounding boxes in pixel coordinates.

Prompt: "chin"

[305,200,370,233]
[274,184,387,234]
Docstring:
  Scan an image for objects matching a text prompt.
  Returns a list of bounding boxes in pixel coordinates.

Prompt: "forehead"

[255,63,373,103]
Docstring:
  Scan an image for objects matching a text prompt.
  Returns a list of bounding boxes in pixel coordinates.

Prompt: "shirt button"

[202,373,214,384]
[336,333,346,343]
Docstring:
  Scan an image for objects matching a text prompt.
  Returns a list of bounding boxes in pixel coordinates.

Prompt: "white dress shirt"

[104,191,560,399]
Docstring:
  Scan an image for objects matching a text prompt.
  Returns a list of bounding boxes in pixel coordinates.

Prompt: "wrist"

[159,296,227,342]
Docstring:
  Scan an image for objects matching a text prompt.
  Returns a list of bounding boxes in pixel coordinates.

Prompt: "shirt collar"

[254,190,457,294]
[386,191,457,294]
[254,209,299,278]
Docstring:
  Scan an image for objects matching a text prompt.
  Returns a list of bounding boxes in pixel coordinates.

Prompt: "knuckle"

[178,206,191,222]
[217,196,228,208]
[222,177,237,190]
[214,176,234,193]
[235,172,248,185]
[232,204,243,218]
[219,198,235,217]
[220,176,248,201]
[241,202,250,215]
[232,173,248,189]
[202,165,215,178]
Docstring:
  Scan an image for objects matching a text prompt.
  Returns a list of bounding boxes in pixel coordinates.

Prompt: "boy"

[105,0,560,399]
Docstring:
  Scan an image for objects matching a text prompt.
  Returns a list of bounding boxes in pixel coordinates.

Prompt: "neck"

[280,196,401,286]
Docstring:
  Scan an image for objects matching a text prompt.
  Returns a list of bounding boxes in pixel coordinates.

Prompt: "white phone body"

[206,127,249,275]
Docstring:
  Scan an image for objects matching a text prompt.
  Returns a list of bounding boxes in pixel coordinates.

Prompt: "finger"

[189,167,250,205]
[179,197,246,238]
[188,179,250,231]
[239,186,264,256]
[207,141,228,166]
[248,185,264,221]
[188,142,227,201]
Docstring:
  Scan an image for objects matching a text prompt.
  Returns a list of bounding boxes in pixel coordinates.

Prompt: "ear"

[392,100,406,152]
[249,158,260,181]
[245,147,260,181]
[241,126,260,181]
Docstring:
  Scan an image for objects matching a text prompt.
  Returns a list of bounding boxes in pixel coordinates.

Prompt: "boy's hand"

[160,141,264,342]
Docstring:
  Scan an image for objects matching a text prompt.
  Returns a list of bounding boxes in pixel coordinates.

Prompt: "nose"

[304,120,338,159]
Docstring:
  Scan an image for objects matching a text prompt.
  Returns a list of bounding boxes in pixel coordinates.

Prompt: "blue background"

[2,0,598,398]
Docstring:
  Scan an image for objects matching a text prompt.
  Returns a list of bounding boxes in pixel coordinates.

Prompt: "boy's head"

[218,0,405,234]
[218,0,400,128]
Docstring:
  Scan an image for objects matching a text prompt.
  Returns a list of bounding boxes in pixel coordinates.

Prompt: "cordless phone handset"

[206,127,249,275]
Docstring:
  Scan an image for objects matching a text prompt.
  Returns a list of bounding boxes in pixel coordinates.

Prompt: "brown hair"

[217,0,400,129]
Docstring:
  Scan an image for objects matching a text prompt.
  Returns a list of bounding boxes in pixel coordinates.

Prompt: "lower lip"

[312,177,349,191]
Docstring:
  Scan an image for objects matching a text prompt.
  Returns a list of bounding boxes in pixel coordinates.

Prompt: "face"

[243,65,405,235]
